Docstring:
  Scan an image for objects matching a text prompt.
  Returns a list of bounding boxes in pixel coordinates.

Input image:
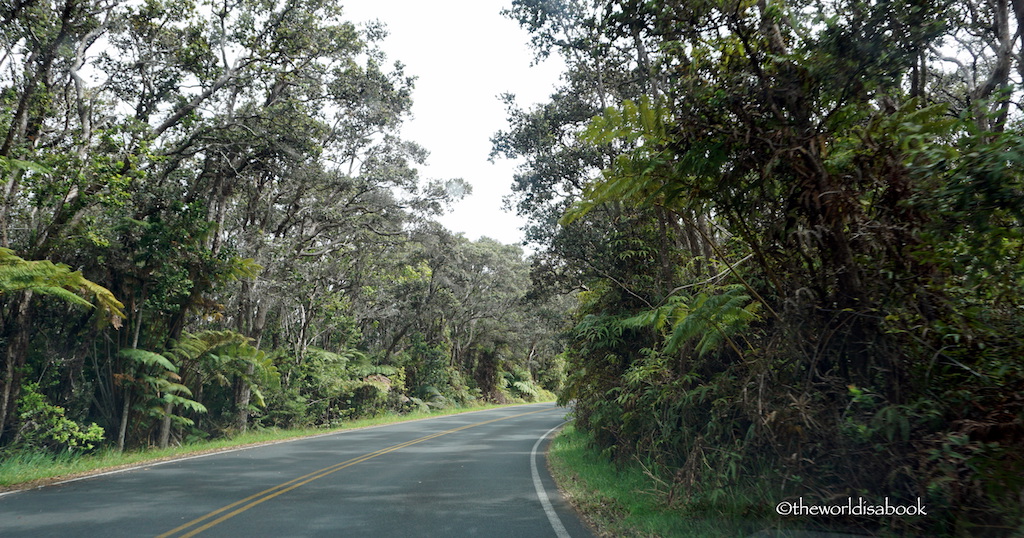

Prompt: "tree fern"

[623,284,760,357]
[118,348,177,373]
[165,330,250,364]
[0,248,124,326]
[501,368,542,401]
[167,331,278,414]
[118,347,205,433]
[668,287,759,357]
[563,96,685,225]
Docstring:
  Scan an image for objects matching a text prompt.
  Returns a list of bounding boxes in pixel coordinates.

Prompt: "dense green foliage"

[499,0,1024,535]
[0,0,564,456]
[8,0,1024,534]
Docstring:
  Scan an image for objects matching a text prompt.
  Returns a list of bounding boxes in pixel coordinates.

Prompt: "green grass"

[548,424,769,537]
[0,402,528,489]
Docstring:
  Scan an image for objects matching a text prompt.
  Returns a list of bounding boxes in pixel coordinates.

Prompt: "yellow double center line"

[157,407,553,538]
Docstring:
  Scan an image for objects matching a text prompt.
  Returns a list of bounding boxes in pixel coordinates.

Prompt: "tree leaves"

[0,0,564,456]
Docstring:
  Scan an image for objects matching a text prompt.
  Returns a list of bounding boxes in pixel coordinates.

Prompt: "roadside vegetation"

[500,1,1024,536]
[549,424,766,538]
[0,401,543,490]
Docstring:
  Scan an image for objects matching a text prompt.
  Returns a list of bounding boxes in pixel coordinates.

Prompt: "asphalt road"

[1,402,595,537]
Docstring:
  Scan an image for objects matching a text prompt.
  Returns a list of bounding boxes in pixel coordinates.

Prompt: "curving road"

[1,402,594,537]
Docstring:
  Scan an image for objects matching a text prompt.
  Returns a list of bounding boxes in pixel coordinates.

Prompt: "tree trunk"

[117,393,130,452]
[117,300,143,452]
[235,363,255,433]
[158,401,173,448]
[0,292,33,443]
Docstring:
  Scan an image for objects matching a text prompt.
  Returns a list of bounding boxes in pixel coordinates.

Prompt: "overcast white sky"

[340,0,565,247]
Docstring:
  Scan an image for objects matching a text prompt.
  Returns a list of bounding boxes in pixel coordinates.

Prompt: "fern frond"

[167,330,251,362]
[161,393,207,413]
[662,286,760,356]
[512,380,539,397]
[0,248,125,326]
[119,349,178,373]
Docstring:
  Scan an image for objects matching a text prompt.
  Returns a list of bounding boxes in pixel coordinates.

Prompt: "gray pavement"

[0,403,594,537]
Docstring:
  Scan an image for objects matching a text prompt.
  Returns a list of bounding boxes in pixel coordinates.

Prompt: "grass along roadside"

[548,424,770,537]
[0,401,536,491]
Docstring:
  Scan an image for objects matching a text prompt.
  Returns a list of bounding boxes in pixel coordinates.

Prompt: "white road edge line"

[531,420,572,538]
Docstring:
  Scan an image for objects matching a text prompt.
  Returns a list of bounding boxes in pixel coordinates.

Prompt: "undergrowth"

[549,424,771,537]
[0,401,531,489]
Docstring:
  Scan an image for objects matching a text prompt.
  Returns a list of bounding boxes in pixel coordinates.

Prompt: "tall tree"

[504,0,1024,533]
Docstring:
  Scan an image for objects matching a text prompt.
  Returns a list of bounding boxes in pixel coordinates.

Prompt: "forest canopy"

[0,0,565,456]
